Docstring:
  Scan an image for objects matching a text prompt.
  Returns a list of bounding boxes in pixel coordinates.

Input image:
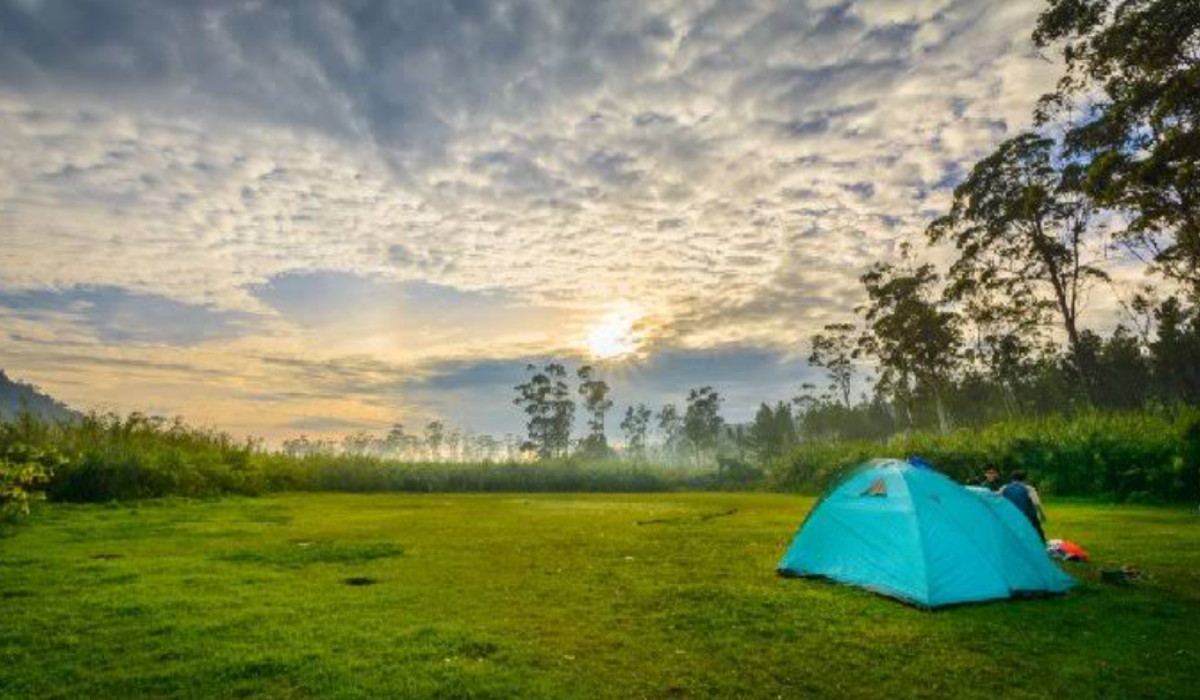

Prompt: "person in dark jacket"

[977,464,1004,492]
[1001,470,1046,542]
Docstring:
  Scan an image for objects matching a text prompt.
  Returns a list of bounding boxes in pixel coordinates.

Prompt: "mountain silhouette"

[0,369,78,422]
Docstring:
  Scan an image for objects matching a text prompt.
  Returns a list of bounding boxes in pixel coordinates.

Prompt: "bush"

[0,412,720,501]
[4,407,1197,503]
[769,407,1200,502]
[0,442,64,521]
[1,411,261,502]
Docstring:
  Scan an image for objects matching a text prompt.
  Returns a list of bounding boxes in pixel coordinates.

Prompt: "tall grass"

[0,411,720,501]
[257,453,718,493]
[3,407,1197,502]
[0,411,263,501]
[769,407,1200,502]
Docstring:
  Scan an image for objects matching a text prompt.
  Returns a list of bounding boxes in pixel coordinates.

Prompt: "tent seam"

[901,466,933,606]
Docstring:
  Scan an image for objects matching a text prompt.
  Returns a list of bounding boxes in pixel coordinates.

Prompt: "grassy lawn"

[2,493,1198,699]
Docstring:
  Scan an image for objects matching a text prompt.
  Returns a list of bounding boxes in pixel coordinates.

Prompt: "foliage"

[683,386,724,457]
[255,453,719,494]
[808,323,858,407]
[928,132,1108,395]
[858,246,962,432]
[1034,0,1200,296]
[424,421,445,460]
[576,365,614,458]
[5,402,1199,502]
[655,403,684,456]
[746,402,797,461]
[513,363,575,459]
[619,403,652,458]
[770,407,1200,502]
[0,440,63,521]
[1,411,261,502]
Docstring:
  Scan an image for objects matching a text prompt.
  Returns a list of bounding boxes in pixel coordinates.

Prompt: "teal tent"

[778,458,1075,607]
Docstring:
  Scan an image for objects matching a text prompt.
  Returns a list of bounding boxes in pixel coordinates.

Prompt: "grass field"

[2,494,1198,699]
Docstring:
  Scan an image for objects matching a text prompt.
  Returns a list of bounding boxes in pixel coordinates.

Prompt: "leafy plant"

[0,442,64,520]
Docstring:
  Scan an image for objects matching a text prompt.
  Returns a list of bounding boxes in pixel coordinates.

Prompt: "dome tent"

[778,458,1075,608]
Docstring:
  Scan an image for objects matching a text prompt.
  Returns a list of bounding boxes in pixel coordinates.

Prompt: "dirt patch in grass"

[342,576,378,586]
[637,508,738,525]
[214,541,404,568]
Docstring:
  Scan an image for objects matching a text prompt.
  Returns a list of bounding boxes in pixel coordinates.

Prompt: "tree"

[683,386,724,457]
[1034,0,1200,298]
[809,323,858,407]
[656,403,683,458]
[446,428,463,461]
[747,402,797,461]
[1149,296,1200,402]
[620,403,652,458]
[576,365,613,457]
[858,248,962,433]
[384,423,407,457]
[513,363,574,459]
[928,133,1108,397]
[341,431,375,457]
[424,420,445,461]
[1082,326,1153,408]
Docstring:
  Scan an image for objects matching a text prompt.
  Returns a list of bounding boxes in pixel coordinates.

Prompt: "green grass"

[2,494,1198,699]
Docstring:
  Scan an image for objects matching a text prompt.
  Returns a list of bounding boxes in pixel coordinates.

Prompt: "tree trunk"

[933,386,949,435]
[1031,221,1094,401]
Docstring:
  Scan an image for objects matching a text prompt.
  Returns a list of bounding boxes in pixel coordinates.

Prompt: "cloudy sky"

[0,0,1071,441]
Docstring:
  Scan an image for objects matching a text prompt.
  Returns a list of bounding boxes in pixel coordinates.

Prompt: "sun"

[585,306,642,360]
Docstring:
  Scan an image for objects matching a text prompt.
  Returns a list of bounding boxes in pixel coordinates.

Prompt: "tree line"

[282,421,514,463]
[513,363,725,464]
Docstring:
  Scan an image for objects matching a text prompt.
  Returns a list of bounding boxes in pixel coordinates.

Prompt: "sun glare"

[585,307,642,360]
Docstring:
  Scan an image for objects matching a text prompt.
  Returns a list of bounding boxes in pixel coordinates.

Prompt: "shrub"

[769,407,1200,502]
[3,407,1197,503]
[0,442,64,520]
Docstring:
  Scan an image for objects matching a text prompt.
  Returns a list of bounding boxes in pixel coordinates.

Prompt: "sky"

[0,0,1087,442]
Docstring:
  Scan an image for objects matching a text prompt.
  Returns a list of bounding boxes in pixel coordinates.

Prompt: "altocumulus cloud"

[0,285,260,346]
[0,0,1058,438]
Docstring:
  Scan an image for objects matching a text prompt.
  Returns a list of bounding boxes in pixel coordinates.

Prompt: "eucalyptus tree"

[620,403,652,458]
[576,365,613,457]
[655,403,683,458]
[1034,0,1200,298]
[808,323,858,408]
[424,420,445,461]
[513,362,574,459]
[927,133,1108,397]
[857,249,962,433]
[683,386,724,457]
[384,423,408,458]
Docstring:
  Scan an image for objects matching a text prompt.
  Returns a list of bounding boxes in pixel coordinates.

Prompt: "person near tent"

[977,464,1004,492]
[1001,470,1046,542]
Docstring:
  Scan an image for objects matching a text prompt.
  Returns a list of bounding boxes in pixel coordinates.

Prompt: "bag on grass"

[1046,539,1089,562]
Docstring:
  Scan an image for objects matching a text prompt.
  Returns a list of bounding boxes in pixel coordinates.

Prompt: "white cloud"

[0,0,1100,437]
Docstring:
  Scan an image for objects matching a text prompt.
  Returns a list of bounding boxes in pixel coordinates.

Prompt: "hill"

[0,369,77,422]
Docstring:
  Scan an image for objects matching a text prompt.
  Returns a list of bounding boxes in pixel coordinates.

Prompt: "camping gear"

[1046,539,1090,562]
[778,458,1075,608]
[1101,566,1143,585]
